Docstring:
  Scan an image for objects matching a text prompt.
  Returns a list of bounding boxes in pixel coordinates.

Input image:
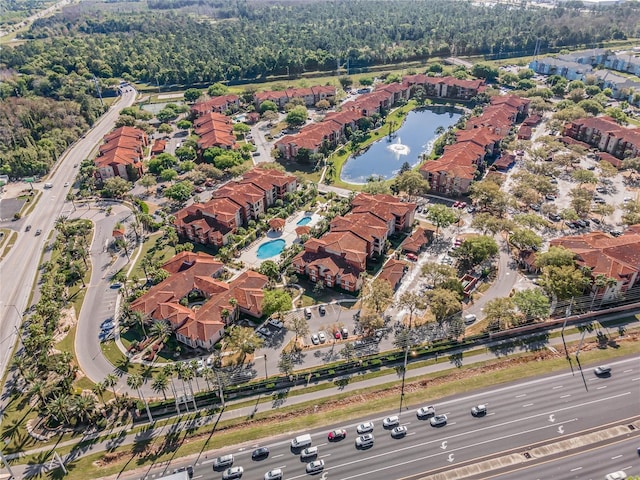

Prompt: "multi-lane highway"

[130,356,640,480]
[486,437,639,480]
[0,88,137,380]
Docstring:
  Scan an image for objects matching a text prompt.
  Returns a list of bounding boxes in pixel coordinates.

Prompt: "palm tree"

[73,393,96,424]
[127,374,153,423]
[225,326,264,365]
[151,372,169,400]
[103,373,119,400]
[149,319,172,343]
[47,393,72,425]
[92,381,107,404]
[27,378,48,408]
[178,363,197,409]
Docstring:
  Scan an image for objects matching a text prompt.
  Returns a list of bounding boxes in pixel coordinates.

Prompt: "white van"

[291,433,312,449]
[44,183,53,189]
[464,314,477,325]
[304,307,312,319]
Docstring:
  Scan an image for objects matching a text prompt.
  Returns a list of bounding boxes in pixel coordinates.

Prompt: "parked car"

[333,329,341,339]
[310,334,320,345]
[341,327,349,339]
[406,253,418,261]
[328,429,347,441]
[318,331,326,343]
[319,305,326,315]
[100,320,115,331]
[548,213,561,222]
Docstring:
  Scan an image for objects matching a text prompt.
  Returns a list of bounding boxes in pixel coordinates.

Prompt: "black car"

[251,447,270,460]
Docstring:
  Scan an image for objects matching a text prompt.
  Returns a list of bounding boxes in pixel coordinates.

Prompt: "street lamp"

[398,330,410,415]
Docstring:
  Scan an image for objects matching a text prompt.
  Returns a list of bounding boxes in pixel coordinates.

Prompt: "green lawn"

[130,231,174,279]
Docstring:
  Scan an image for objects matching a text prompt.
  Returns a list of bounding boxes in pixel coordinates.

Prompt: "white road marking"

[611,455,623,460]
[570,467,582,472]
[560,394,571,398]
[552,385,563,390]
[272,454,284,458]
[597,385,607,390]
[516,394,527,398]
[623,369,633,373]
[523,403,534,407]
[631,377,640,381]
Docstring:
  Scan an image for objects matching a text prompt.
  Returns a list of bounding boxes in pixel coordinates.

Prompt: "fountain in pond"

[387,137,410,159]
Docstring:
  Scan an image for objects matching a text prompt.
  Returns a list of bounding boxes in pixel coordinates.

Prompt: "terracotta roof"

[378,259,408,288]
[104,126,146,143]
[269,217,286,230]
[295,225,311,236]
[151,139,166,154]
[401,227,432,253]
[351,193,416,225]
[191,95,239,116]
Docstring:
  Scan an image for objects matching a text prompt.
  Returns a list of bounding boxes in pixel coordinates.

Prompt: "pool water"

[296,216,312,226]
[257,239,286,259]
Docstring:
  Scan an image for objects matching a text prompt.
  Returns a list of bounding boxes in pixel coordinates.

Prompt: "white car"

[383,415,399,428]
[264,468,283,480]
[355,433,374,448]
[391,425,408,438]
[306,460,324,474]
[311,334,320,345]
[416,405,435,419]
[300,446,318,459]
[605,471,627,480]
[430,414,448,427]
[213,454,234,469]
[318,331,326,343]
[222,466,243,480]
[356,422,374,434]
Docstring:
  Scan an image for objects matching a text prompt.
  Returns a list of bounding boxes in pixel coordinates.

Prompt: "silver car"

[222,466,243,480]
[306,460,325,474]
[356,422,374,434]
[416,405,435,419]
[300,446,318,460]
[264,468,283,480]
[391,425,407,438]
[213,454,234,469]
[355,433,375,448]
[430,414,448,427]
[383,415,399,428]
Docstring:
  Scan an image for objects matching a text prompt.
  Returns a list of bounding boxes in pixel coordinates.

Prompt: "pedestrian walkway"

[5,317,638,480]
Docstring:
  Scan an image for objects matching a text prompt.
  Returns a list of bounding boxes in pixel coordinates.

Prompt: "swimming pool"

[256,239,286,259]
[296,216,312,226]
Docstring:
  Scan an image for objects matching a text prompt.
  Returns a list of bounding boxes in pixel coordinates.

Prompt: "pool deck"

[239,211,321,269]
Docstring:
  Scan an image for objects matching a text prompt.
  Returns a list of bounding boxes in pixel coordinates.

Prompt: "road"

[121,356,640,480]
[486,437,639,480]
[0,88,137,381]
[0,0,74,38]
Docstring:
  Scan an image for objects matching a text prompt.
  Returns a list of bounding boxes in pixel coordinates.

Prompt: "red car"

[406,253,418,261]
[452,201,460,208]
[333,329,341,339]
[328,429,347,441]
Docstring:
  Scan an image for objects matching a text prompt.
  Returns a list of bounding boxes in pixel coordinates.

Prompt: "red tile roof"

[191,95,239,116]
[378,259,408,289]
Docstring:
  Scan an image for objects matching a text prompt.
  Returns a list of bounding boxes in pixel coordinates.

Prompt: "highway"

[130,356,640,480]
[0,88,137,380]
[487,437,639,480]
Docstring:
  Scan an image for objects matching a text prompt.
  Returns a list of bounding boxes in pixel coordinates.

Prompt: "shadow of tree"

[449,352,463,367]
[334,376,350,390]
[488,340,516,357]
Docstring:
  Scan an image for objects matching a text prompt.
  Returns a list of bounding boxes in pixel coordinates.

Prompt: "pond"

[340,107,463,184]
[256,239,286,260]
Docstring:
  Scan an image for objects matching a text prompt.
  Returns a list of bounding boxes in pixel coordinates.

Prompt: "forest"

[1,0,639,86]
[1,0,640,177]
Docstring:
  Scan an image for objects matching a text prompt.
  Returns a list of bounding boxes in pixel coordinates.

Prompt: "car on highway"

[213,454,234,469]
[300,446,318,460]
[416,405,435,419]
[264,468,282,480]
[471,404,487,416]
[311,334,320,345]
[35,229,42,236]
[594,365,612,376]
[251,447,269,460]
[25,225,31,232]
[305,459,324,474]
[328,429,347,441]
[64,182,69,187]
[391,425,407,438]
[173,465,194,478]
[355,433,374,448]
[222,466,244,479]
[357,422,374,434]
[383,415,399,428]
[430,414,448,427]
[605,471,627,480]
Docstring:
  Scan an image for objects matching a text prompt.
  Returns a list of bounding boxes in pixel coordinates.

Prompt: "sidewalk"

[6,317,638,479]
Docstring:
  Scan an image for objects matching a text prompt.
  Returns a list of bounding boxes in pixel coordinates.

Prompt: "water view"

[340,107,463,184]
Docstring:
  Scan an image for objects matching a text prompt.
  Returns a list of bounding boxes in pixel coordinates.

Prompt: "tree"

[471,213,506,236]
[176,119,192,131]
[512,288,550,321]
[426,288,461,326]
[622,200,640,225]
[340,343,356,362]
[102,177,131,198]
[535,246,576,269]
[425,204,458,236]
[262,289,293,318]
[509,228,542,252]
[160,168,178,182]
[338,76,353,89]
[233,122,251,138]
[225,326,264,364]
[396,292,425,328]
[183,88,202,103]
[139,174,157,194]
[148,153,178,174]
[471,63,499,81]
[358,310,385,336]
[286,105,308,128]
[286,316,310,350]
[164,181,194,202]
[421,262,457,288]
[539,264,591,300]
[394,170,426,198]
[362,277,394,313]
[208,82,228,96]
[73,393,96,424]
[571,169,598,184]
[260,100,278,114]
[484,297,518,332]
[469,179,508,216]
[258,260,280,282]
[151,372,169,400]
[454,235,498,269]
[103,373,119,399]
[127,373,153,422]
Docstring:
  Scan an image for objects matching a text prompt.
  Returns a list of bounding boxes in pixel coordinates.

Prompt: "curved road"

[122,356,640,480]
[0,89,137,380]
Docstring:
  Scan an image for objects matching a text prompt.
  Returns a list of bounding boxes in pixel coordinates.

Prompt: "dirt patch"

[52,307,77,344]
